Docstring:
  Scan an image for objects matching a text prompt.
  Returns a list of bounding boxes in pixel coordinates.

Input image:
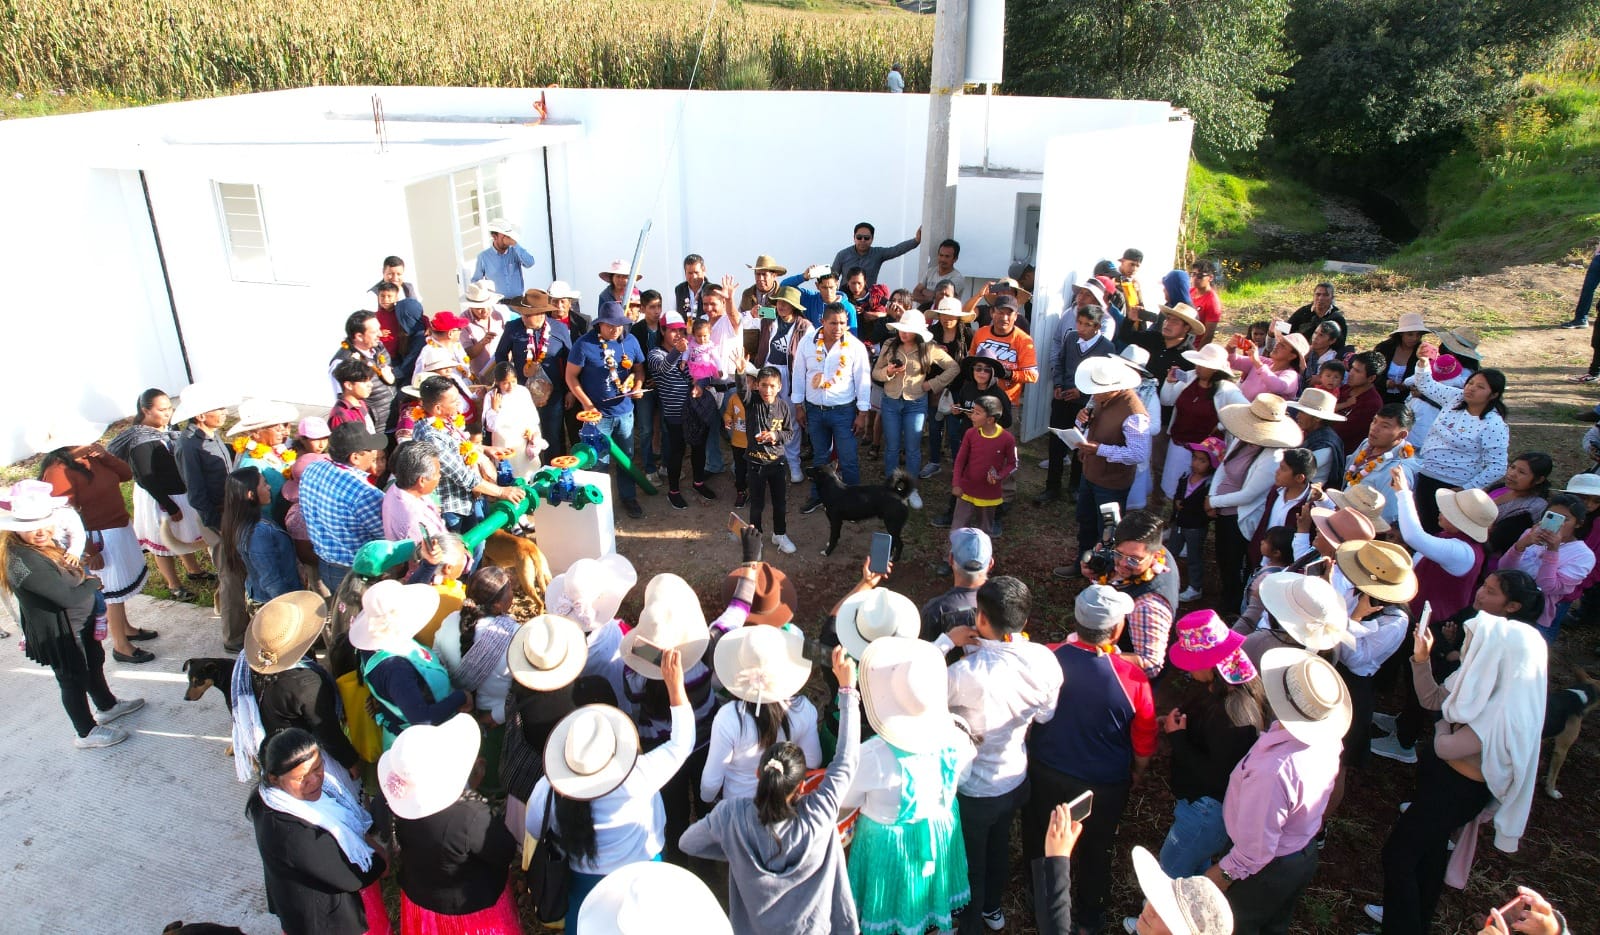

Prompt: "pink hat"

[1168,609,1249,675]
[1432,353,1462,381]
[428,310,472,332]
[297,416,331,440]
[1186,436,1226,468]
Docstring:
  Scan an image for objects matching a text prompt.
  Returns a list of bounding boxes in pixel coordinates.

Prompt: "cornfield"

[0,0,933,100]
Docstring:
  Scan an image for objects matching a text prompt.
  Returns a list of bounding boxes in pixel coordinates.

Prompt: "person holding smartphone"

[1497,493,1595,638]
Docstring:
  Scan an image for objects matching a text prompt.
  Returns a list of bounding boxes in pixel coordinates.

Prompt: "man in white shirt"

[793,303,872,514]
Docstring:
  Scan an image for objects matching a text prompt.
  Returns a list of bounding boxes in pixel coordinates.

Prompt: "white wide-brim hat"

[0,480,71,531]
[1132,845,1234,935]
[1287,387,1346,422]
[576,860,732,935]
[621,573,709,678]
[227,398,302,437]
[377,713,481,820]
[171,382,242,424]
[1260,646,1353,745]
[507,614,589,691]
[544,703,641,800]
[1560,473,1600,498]
[23,415,106,455]
[545,552,637,633]
[462,280,501,307]
[348,580,441,652]
[887,309,935,342]
[1437,487,1496,543]
[1259,571,1353,652]
[1075,356,1143,396]
[1217,394,1304,449]
[859,636,952,755]
[1181,343,1234,373]
[713,625,814,704]
[835,587,920,660]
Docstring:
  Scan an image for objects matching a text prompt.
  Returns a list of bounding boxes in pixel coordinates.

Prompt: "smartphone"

[1066,789,1094,823]
[868,532,894,576]
[418,522,438,553]
[632,637,665,667]
[759,305,777,320]
[800,635,832,666]
[1538,510,1565,535]
[728,511,750,536]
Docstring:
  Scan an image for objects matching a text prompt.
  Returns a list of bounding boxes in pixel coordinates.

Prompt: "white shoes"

[1123,918,1139,934]
[75,725,128,749]
[98,697,145,725]
[1364,905,1384,924]
[909,491,924,510]
[789,466,804,484]
[772,533,797,555]
[1178,586,1203,602]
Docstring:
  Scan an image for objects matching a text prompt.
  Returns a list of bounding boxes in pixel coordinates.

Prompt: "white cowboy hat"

[171,382,242,424]
[1560,473,1600,498]
[1074,357,1144,397]
[1260,646,1352,745]
[621,573,710,678]
[713,625,814,705]
[461,280,501,308]
[1160,303,1206,337]
[1286,387,1346,422]
[1118,344,1153,378]
[23,415,106,455]
[1325,484,1390,533]
[1072,278,1108,309]
[858,636,952,755]
[377,713,481,820]
[0,480,71,532]
[1132,845,1234,935]
[931,296,976,323]
[487,218,519,237]
[547,280,581,300]
[544,703,641,800]
[544,553,638,633]
[599,260,642,282]
[226,398,301,437]
[1259,571,1353,651]
[244,591,327,675]
[400,369,429,399]
[348,580,441,653]
[1217,394,1304,449]
[835,587,920,660]
[887,309,935,343]
[576,860,732,935]
[507,614,589,691]
[1180,343,1234,373]
[1436,487,1496,543]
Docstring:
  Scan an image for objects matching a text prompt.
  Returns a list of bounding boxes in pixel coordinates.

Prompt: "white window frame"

[213,181,306,285]
[454,161,505,274]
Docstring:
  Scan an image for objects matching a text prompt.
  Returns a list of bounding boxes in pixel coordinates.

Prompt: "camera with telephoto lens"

[1083,502,1123,577]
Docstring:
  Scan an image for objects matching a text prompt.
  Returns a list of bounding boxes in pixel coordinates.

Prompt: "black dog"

[182,657,238,713]
[808,463,913,560]
[164,923,246,935]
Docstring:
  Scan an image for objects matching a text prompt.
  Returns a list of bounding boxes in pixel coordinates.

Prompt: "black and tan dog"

[1542,667,1600,799]
[182,657,238,712]
[807,464,914,560]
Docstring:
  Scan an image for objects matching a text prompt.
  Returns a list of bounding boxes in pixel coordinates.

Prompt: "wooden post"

[920,0,968,277]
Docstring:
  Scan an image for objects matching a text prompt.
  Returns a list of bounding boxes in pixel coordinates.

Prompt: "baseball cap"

[297,416,331,440]
[949,528,992,573]
[661,311,688,330]
[1074,584,1135,631]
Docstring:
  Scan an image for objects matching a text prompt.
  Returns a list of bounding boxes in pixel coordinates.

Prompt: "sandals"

[167,587,196,602]
[112,647,156,664]
[128,628,160,642]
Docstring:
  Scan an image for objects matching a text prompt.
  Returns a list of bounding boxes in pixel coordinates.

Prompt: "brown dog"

[1542,667,1600,799]
[481,529,553,612]
[181,657,238,756]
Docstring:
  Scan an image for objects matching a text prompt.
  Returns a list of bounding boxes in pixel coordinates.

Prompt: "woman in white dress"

[106,389,210,600]
[481,362,545,479]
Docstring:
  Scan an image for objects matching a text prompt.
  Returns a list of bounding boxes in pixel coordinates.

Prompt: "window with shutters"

[213,182,305,284]
[454,161,505,272]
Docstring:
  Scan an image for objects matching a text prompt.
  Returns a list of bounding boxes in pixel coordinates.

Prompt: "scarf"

[106,423,173,461]
[260,753,376,870]
[232,651,267,783]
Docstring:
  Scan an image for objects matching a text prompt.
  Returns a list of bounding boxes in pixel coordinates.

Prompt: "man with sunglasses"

[829,221,922,287]
[1053,510,1178,682]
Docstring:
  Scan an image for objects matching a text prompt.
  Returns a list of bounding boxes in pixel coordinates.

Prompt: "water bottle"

[496,459,514,487]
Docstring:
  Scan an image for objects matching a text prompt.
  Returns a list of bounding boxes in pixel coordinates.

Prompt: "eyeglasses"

[855,235,872,241]
[1115,548,1149,566]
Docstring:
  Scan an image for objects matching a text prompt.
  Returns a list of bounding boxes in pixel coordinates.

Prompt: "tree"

[1004,0,1294,156]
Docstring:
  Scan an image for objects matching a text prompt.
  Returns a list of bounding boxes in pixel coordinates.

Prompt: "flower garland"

[340,341,391,370]
[811,333,850,390]
[1345,441,1416,488]
[522,320,551,377]
[232,438,296,465]
[407,408,479,466]
[599,338,634,396]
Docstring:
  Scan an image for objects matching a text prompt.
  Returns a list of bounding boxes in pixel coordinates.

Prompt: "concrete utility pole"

[919,0,969,278]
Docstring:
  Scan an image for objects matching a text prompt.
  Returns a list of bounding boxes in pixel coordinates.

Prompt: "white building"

[0,86,1192,464]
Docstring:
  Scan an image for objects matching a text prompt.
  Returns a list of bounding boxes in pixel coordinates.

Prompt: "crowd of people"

[0,221,1588,935]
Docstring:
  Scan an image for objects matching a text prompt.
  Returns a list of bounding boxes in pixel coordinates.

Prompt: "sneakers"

[772,533,797,555]
[982,909,1005,931]
[667,491,688,510]
[1371,711,1398,734]
[789,466,804,484]
[1123,918,1139,934]
[75,725,128,749]
[98,698,145,725]
[801,497,824,515]
[1037,457,1050,470]
[622,498,644,519]
[908,490,924,510]
[1051,564,1085,580]
[1364,905,1384,925]
[990,517,1003,539]
[692,482,717,501]
[1370,734,1418,764]
[1566,372,1600,384]
[919,462,941,480]
[1561,319,1591,329]
[734,490,748,508]
[1179,585,1203,602]
[929,512,953,528]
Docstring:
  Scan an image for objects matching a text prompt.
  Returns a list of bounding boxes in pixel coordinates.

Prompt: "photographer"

[1065,509,1180,681]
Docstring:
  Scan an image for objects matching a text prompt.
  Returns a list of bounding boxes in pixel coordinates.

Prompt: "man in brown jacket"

[1064,357,1153,569]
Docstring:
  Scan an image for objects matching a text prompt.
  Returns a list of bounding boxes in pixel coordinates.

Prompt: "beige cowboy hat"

[544,703,641,800]
[1438,326,1481,361]
[859,636,953,755]
[158,504,220,551]
[507,614,589,691]
[835,587,920,660]
[23,414,106,455]
[244,591,327,675]
[1437,487,1496,543]
[887,309,935,343]
[226,398,301,437]
[1277,332,1312,364]
[1389,312,1432,336]
[544,553,638,633]
[1074,357,1144,396]
[1260,646,1353,745]
[1335,539,1419,604]
[747,254,788,276]
[713,625,814,705]
[1326,484,1390,533]
[461,280,501,308]
[599,259,643,282]
[1286,387,1346,423]
[1180,343,1235,374]
[1259,571,1354,651]
[1160,303,1206,337]
[377,713,482,820]
[1217,394,1304,448]
[621,573,710,678]
[931,296,976,323]
[348,580,441,653]
[1132,846,1234,935]
[576,861,732,935]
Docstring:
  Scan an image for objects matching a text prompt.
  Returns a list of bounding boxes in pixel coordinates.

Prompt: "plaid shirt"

[298,459,384,567]
[411,420,477,516]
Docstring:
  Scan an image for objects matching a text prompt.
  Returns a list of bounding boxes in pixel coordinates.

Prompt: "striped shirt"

[648,346,693,422]
[298,459,383,567]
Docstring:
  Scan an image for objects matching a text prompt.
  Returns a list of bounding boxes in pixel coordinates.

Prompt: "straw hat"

[226,398,301,437]
[507,614,589,691]
[1335,539,1418,604]
[1559,473,1600,498]
[0,480,71,532]
[23,414,106,455]
[1326,484,1390,533]
[1132,846,1234,935]
[461,280,501,308]
[545,553,638,633]
[1436,487,1496,543]
[769,285,805,313]
[858,636,952,754]
[747,254,788,276]
[1287,387,1346,423]
[171,382,241,424]
[599,260,643,282]
[621,573,710,678]
[1167,609,1246,674]
[1310,506,1375,548]
[1074,357,1143,396]
[576,861,732,935]
[244,591,327,674]
[887,309,935,342]
[1259,572,1353,651]
[1260,647,1352,744]
[1181,343,1234,373]
[1217,394,1304,448]
[721,564,796,627]
[1160,303,1206,337]
[377,713,481,820]
[713,625,813,704]
[932,296,976,323]
[1389,312,1432,336]
[835,587,920,660]
[1438,326,1481,361]
[544,703,641,800]
[159,511,219,551]
[348,580,442,653]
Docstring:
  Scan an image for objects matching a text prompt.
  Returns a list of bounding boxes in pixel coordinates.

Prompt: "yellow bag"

[335,670,384,763]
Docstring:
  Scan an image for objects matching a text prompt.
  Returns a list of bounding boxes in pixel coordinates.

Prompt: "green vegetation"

[1181,160,1326,261]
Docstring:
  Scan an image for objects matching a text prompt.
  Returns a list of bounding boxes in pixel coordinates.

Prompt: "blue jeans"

[633,390,659,474]
[806,402,860,496]
[880,395,926,480]
[596,409,637,501]
[318,559,351,595]
[1577,251,1600,322]
[1076,476,1131,555]
[1158,795,1231,877]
